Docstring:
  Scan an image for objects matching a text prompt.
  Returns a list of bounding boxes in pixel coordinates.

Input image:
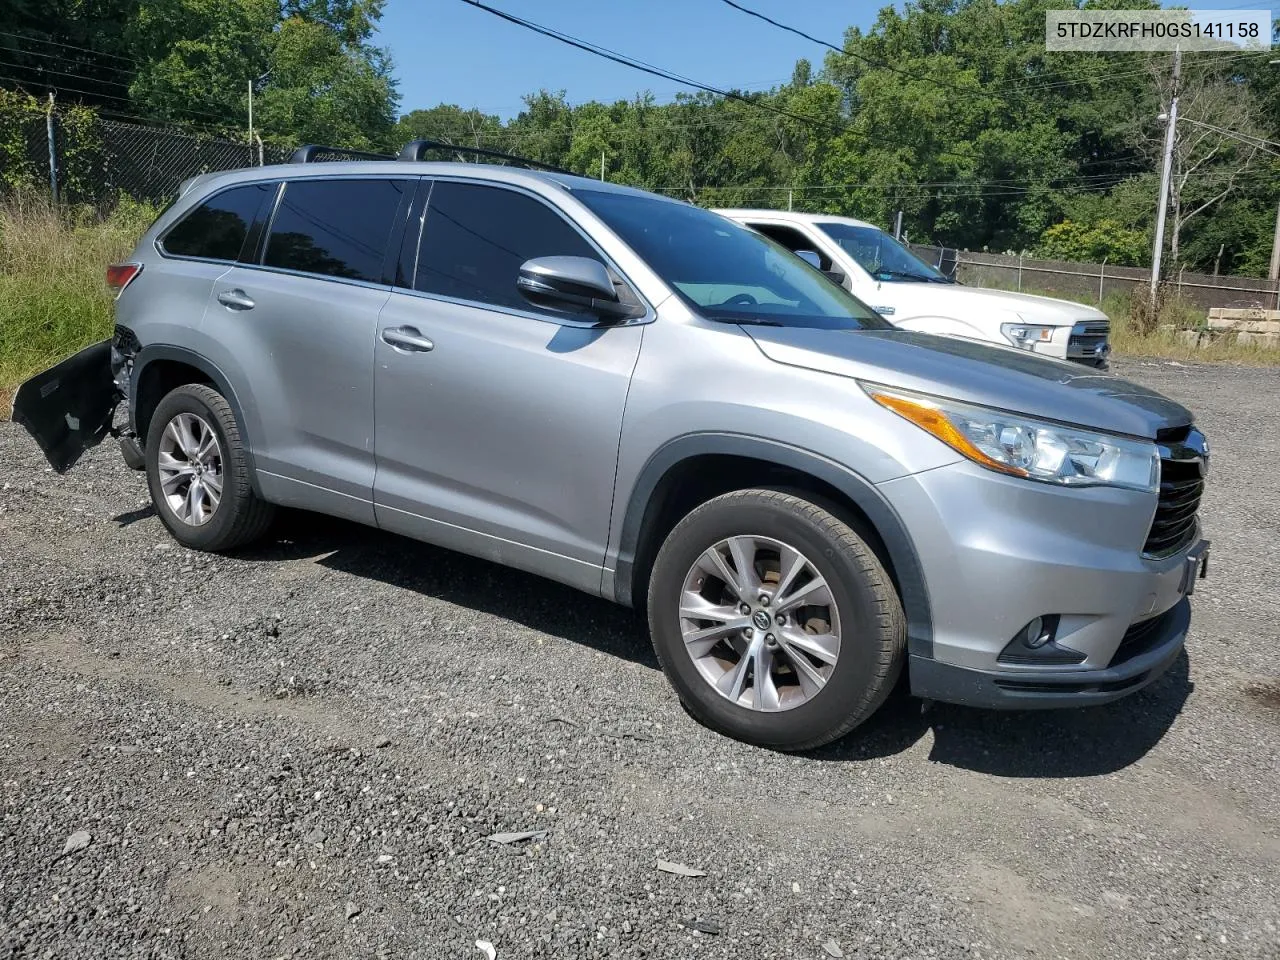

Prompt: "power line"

[457,1,850,131]
[0,57,134,91]
[716,0,842,53]
[0,76,237,136]
[0,30,141,66]
[1,44,137,78]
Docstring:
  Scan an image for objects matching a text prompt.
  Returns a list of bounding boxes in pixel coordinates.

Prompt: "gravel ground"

[1,358,1278,960]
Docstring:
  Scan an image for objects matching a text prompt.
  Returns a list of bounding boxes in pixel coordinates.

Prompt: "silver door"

[199,176,413,524]
[372,180,645,594]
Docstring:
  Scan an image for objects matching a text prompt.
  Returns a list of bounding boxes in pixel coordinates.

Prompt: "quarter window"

[415,181,599,311]
[263,178,410,283]
[161,182,273,261]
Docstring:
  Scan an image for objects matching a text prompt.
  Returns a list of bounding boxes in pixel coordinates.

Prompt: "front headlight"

[1000,322,1057,349]
[864,385,1159,493]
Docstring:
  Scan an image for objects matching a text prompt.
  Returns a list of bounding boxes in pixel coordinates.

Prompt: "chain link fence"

[909,244,1280,314]
[86,119,291,203]
[4,107,292,206]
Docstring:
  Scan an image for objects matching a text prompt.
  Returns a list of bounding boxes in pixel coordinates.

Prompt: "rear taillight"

[106,262,142,295]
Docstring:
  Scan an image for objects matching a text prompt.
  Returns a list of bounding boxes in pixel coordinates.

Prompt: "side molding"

[613,433,934,659]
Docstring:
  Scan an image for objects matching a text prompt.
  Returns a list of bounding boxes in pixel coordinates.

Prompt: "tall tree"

[126,0,397,146]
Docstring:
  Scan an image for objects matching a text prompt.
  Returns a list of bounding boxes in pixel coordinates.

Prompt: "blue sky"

[374,0,1273,120]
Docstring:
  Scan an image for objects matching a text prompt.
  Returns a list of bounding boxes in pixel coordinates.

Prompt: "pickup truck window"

[817,223,953,284]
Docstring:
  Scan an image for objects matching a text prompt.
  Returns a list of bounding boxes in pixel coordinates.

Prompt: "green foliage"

[0,194,159,404]
[1036,219,1148,267]
[124,0,397,147]
[0,90,100,201]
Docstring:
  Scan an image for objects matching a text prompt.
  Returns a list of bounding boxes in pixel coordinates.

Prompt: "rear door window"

[414,181,599,311]
[263,178,411,283]
[161,182,274,261]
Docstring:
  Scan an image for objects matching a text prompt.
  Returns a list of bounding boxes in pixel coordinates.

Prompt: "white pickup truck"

[716,209,1111,368]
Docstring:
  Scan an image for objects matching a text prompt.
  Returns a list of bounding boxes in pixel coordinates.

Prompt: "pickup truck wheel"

[145,384,274,551]
[647,489,905,751]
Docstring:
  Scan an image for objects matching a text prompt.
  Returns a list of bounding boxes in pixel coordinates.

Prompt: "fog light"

[997,614,1085,665]
[1023,616,1049,648]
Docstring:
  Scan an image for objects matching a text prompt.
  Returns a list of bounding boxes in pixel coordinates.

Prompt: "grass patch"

[0,194,158,414]
[1104,290,1278,365]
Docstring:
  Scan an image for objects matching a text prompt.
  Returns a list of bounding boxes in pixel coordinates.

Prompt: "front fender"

[611,432,935,659]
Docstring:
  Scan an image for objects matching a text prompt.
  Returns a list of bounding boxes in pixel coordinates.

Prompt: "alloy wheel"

[156,412,223,526]
[679,535,842,712]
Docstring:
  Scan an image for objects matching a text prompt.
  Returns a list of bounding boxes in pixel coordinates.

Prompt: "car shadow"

[112,504,156,526]
[808,650,1193,777]
[235,511,1191,777]
[234,510,659,670]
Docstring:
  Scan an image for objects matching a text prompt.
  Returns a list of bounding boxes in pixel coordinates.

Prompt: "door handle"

[217,289,256,311]
[381,326,435,353]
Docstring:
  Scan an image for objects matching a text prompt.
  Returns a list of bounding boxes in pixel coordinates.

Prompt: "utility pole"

[1150,47,1181,307]
[600,149,605,181]
[1269,198,1280,282]
[894,210,904,240]
[45,92,58,203]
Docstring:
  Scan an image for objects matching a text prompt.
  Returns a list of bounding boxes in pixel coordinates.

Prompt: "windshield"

[574,190,892,331]
[817,222,953,284]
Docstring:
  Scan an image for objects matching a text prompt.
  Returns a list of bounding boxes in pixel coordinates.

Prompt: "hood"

[746,327,1192,439]
[882,283,1108,325]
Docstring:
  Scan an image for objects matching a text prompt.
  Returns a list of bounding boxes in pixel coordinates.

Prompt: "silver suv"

[14,149,1210,751]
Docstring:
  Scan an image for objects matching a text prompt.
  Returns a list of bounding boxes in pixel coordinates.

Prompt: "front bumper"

[910,596,1191,709]
[878,459,1207,710]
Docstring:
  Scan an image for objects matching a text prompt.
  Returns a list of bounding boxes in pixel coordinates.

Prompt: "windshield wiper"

[705,316,785,327]
[874,269,935,283]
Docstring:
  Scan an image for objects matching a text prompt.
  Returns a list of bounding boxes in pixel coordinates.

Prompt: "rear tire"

[647,488,905,751]
[145,383,274,551]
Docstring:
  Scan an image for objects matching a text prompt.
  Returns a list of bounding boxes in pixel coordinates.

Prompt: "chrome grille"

[1143,427,1207,558]
[1068,320,1110,358]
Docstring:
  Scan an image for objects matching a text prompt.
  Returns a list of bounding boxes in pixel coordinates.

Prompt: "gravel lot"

[2,358,1278,960]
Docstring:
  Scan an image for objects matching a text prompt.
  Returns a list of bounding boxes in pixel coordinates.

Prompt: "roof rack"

[398,139,573,175]
[290,144,395,163]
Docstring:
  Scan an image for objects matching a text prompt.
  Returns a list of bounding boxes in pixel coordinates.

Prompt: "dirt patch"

[1244,680,1280,711]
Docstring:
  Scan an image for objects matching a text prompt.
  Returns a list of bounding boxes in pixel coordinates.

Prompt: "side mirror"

[517,256,644,321]
[823,269,847,287]
[794,249,822,269]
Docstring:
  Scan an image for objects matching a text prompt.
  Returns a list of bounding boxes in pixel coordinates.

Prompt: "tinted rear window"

[162,183,273,261]
[263,178,409,283]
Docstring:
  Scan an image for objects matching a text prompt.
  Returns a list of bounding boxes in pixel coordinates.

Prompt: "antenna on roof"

[290,145,395,163]
[398,139,573,175]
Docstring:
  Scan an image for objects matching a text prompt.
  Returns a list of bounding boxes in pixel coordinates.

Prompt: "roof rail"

[289,144,395,163]
[398,139,573,175]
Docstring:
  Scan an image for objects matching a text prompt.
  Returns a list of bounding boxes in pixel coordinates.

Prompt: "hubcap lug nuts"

[744,627,754,638]
[759,594,770,606]
[740,603,751,615]
[765,633,775,644]
[775,614,785,625]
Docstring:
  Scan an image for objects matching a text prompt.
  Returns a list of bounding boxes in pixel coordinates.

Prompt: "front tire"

[145,383,274,551]
[647,489,905,751]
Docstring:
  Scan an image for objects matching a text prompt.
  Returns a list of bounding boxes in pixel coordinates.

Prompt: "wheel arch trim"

[612,432,934,658]
[131,345,263,496]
